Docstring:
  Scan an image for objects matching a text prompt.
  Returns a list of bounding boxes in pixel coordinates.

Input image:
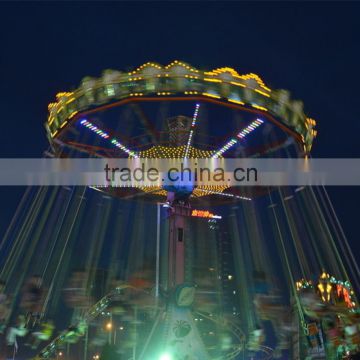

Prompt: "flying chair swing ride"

[0,61,359,360]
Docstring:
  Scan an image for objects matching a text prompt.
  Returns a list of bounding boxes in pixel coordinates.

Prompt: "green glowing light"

[159,353,172,360]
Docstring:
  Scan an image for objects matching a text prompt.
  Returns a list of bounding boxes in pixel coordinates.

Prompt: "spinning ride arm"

[33,285,149,359]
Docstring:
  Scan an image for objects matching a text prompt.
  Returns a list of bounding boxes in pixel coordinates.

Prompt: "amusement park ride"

[1,61,359,360]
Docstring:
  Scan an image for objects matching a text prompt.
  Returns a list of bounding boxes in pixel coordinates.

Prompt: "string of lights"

[197,188,252,201]
[212,118,264,158]
[79,119,138,158]
[80,119,110,139]
[184,103,200,158]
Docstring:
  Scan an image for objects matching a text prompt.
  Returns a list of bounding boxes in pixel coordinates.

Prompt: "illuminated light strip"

[212,138,237,158]
[237,119,263,139]
[198,189,252,201]
[60,121,68,129]
[228,99,245,105]
[184,103,200,158]
[202,92,221,99]
[230,81,246,88]
[110,139,138,158]
[212,118,264,158]
[255,89,270,98]
[79,119,138,158]
[65,98,75,105]
[251,104,268,111]
[69,111,78,119]
[80,119,110,139]
[56,92,73,98]
[204,78,222,83]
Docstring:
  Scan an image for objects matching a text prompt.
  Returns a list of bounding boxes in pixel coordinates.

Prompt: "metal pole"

[133,306,137,360]
[155,203,161,298]
[84,326,88,360]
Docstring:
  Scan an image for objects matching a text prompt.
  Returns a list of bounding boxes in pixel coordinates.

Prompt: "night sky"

[0,2,360,258]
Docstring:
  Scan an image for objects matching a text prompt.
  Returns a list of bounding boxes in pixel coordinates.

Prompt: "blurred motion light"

[159,353,172,360]
[212,118,264,158]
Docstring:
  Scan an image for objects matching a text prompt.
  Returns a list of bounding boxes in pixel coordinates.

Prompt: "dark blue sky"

[0,2,359,257]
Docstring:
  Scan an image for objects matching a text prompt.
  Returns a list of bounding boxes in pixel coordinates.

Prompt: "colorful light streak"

[212,118,264,158]
[237,118,263,139]
[79,119,138,158]
[197,189,251,201]
[191,209,222,219]
[80,119,110,139]
[212,138,237,158]
[184,103,200,158]
[110,139,138,158]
